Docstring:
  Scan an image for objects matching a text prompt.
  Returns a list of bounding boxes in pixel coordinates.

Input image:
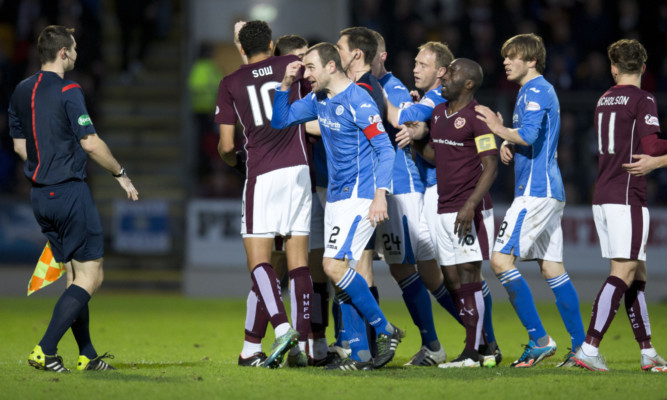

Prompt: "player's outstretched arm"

[454,154,498,238]
[80,133,138,201]
[396,121,428,149]
[475,105,528,146]
[384,94,400,128]
[623,154,667,176]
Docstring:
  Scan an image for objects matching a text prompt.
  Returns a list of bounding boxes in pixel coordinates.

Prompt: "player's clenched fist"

[280,60,304,91]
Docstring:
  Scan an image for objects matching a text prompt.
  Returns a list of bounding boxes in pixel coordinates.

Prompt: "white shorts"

[593,204,648,261]
[436,208,494,266]
[309,187,327,250]
[323,197,375,261]
[422,184,439,255]
[376,192,435,264]
[241,165,312,238]
[493,196,564,262]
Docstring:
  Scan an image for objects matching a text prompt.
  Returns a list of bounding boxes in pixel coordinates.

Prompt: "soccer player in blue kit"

[476,33,585,368]
[272,42,403,370]
[9,25,139,372]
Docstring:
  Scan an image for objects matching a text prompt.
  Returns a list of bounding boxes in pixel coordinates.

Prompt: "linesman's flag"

[27,242,65,296]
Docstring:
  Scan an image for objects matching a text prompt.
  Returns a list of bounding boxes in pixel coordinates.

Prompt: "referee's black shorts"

[31,180,104,263]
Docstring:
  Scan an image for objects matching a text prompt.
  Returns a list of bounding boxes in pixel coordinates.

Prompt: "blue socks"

[547,273,585,350]
[498,269,547,343]
[431,283,463,325]
[481,281,496,344]
[336,269,392,336]
[39,284,91,355]
[337,292,371,362]
[399,273,439,350]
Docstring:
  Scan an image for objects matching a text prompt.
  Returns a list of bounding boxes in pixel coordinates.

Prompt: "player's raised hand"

[280,60,304,91]
[233,21,246,43]
[116,173,139,201]
[454,203,474,239]
[622,154,660,176]
[500,140,515,165]
[368,189,389,227]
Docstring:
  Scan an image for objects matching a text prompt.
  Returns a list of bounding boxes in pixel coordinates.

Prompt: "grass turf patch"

[1,295,666,399]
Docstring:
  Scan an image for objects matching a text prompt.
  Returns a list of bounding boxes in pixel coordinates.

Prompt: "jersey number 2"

[246,81,279,126]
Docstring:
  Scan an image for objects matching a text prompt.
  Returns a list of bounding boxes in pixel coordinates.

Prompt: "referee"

[8,25,138,372]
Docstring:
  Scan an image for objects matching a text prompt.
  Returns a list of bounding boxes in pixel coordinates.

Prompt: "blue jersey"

[397,88,446,188]
[312,72,388,190]
[512,76,564,200]
[379,72,424,194]
[8,71,96,185]
[272,82,395,203]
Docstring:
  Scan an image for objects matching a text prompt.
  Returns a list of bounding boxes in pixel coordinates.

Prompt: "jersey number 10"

[246,81,280,126]
[597,111,616,155]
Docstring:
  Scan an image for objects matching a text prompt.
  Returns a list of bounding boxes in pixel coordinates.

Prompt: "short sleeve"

[516,90,547,145]
[214,77,237,125]
[636,94,661,139]
[62,83,96,140]
[8,95,23,139]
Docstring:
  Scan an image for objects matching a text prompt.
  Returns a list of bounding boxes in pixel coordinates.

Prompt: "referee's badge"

[454,117,466,129]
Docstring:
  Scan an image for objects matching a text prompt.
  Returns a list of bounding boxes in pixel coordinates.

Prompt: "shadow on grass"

[80,362,205,383]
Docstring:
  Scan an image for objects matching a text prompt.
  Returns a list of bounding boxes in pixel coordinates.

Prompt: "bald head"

[452,58,483,91]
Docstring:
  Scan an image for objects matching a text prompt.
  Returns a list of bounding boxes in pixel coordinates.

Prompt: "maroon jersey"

[215,55,308,179]
[593,85,661,206]
[430,100,497,213]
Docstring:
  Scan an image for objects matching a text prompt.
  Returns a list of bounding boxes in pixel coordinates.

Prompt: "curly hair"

[608,39,647,75]
[238,20,272,58]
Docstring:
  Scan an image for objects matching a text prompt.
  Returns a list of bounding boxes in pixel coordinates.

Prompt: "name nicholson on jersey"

[252,66,273,78]
[597,95,630,107]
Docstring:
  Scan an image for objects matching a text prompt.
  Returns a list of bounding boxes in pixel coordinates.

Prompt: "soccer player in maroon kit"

[413,58,498,367]
[215,20,314,368]
[572,39,667,372]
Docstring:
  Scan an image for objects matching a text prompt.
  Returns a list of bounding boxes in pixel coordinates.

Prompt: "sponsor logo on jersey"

[368,114,382,124]
[421,97,435,108]
[454,117,466,129]
[525,101,541,111]
[645,114,660,126]
[360,103,372,108]
[433,138,464,147]
[318,116,341,131]
[513,114,519,124]
[647,96,655,103]
[529,87,540,93]
[215,105,219,115]
[335,105,344,115]
[78,114,92,126]
[433,115,440,123]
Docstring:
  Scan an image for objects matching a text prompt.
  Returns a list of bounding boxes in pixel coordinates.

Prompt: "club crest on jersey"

[454,117,466,129]
[335,105,344,115]
[645,114,660,126]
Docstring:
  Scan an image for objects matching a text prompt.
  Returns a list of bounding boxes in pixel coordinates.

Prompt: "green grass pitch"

[1,294,666,399]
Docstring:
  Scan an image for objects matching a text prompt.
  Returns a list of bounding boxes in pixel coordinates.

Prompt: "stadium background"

[0,0,666,301]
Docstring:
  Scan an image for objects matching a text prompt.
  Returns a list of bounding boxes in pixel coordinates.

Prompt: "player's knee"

[489,256,509,275]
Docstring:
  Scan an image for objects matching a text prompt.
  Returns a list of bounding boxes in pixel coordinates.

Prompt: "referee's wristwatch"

[112,167,126,178]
